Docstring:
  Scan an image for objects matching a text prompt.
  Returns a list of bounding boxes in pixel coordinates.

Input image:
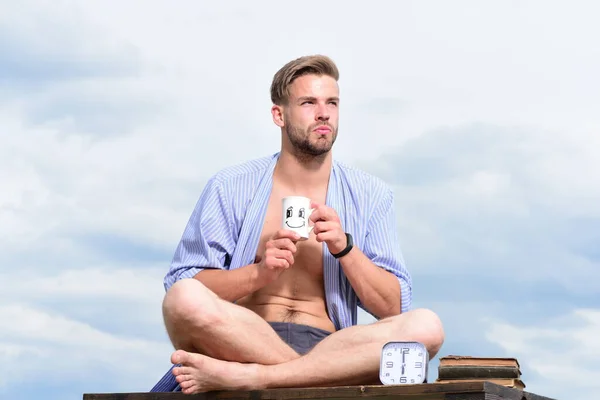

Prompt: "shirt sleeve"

[359,186,413,316]
[163,176,236,291]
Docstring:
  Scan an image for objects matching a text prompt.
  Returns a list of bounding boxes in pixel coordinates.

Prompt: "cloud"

[0,1,140,88]
[0,265,172,398]
[0,265,173,397]
[0,304,172,390]
[0,1,282,268]
[1,1,599,400]
[356,122,600,296]
[0,267,166,304]
[485,309,600,400]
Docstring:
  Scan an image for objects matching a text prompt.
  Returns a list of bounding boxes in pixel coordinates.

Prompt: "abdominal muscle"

[236,241,337,333]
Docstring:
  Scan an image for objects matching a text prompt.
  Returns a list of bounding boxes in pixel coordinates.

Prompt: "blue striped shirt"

[151,152,412,392]
[164,152,412,324]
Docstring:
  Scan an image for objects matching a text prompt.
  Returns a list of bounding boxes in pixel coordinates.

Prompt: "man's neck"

[274,150,332,192]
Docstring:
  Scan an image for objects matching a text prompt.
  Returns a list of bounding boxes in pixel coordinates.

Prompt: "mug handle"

[307,208,316,233]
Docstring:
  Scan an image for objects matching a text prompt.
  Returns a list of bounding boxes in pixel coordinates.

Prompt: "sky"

[1,1,598,399]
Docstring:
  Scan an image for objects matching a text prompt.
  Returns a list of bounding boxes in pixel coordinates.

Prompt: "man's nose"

[316,102,330,121]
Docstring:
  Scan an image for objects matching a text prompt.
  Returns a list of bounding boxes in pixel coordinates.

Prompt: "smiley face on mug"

[285,206,307,229]
[281,196,314,240]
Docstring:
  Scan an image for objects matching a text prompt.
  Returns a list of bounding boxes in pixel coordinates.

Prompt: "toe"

[172,365,193,377]
[180,380,196,392]
[171,349,190,365]
[175,374,192,384]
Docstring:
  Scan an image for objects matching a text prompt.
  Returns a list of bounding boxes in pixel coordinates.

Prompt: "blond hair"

[270,55,339,105]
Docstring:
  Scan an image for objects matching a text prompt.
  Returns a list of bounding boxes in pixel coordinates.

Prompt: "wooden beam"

[83,382,556,400]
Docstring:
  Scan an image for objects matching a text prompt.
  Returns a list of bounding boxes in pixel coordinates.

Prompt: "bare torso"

[236,181,336,333]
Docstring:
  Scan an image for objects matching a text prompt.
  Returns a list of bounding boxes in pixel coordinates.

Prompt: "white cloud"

[0,266,166,303]
[0,265,172,392]
[358,122,600,296]
[3,0,597,261]
[1,1,599,399]
[485,309,600,400]
[0,303,172,390]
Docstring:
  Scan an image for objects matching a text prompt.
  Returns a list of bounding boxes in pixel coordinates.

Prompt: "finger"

[310,206,338,223]
[309,207,325,223]
[322,207,339,222]
[274,229,301,241]
[277,249,295,266]
[266,256,290,270]
[313,220,339,235]
[316,230,343,244]
[269,238,297,253]
[268,248,294,266]
[275,258,291,269]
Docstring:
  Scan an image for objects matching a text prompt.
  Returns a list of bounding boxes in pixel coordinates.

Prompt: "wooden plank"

[83,381,492,400]
[83,390,446,400]
[83,382,556,400]
[479,382,556,400]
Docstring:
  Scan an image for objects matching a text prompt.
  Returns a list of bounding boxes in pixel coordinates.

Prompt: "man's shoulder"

[334,159,392,194]
[209,153,277,186]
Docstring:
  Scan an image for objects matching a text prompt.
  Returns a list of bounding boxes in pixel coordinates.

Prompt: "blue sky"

[1,1,598,399]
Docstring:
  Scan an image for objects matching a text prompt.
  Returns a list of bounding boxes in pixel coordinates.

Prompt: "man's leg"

[171,308,445,394]
[162,278,300,365]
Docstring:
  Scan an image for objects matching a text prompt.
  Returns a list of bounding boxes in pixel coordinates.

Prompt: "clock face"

[379,341,429,385]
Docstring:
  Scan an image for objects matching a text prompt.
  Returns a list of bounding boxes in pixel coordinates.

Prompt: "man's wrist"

[250,263,269,287]
[331,233,353,258]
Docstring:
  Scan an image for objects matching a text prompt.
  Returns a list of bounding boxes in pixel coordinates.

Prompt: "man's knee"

[407,308,445,355]
[387,308,445,355]
[162,278,222,327]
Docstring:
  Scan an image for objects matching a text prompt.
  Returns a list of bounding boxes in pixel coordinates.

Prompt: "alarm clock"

[379,341,429,385]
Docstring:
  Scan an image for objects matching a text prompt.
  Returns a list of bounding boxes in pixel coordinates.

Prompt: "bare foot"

[171,350,263,394]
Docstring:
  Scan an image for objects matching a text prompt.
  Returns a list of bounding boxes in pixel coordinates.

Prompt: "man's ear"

[271,105,285,128]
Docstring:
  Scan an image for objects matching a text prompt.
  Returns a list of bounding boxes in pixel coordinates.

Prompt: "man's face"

[283,74,339,157]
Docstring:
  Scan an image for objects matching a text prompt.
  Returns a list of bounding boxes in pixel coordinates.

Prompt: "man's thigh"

[268,322,332,355]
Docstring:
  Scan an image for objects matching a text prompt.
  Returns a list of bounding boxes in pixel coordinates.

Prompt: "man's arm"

[353,186,412,318]
[193,263,265,303]
[194,228,300,302]
[337,246,401,318]
[310,187,412,320]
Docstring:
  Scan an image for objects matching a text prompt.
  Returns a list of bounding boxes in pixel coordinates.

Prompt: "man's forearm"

[338,247,401,319]
[193,264,267,302]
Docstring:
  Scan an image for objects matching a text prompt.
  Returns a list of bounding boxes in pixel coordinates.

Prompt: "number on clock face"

[379,341,429,385]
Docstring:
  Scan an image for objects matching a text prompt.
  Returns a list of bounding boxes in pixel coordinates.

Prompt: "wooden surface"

[83,381,557,400]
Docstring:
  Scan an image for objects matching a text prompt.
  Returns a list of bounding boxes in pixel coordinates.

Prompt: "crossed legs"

[162,278,445,394]
[162,278,300,366]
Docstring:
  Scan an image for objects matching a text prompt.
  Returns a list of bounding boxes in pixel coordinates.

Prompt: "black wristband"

[331,233,353,258]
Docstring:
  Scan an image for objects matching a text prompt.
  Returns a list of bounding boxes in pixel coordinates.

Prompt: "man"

[150,55,444,394]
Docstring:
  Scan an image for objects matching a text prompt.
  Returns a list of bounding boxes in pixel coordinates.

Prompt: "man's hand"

[256,229,300,283]
[309,201,347,255]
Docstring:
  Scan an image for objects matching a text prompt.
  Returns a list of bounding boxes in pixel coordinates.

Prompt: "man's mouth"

[313,125,332,134]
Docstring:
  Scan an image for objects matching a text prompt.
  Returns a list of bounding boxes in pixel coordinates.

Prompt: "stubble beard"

[285,122,338,163]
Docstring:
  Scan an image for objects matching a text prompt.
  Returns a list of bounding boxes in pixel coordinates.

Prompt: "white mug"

[281,196,314,240]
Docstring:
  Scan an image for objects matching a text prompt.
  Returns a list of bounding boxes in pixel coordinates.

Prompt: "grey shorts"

[269,322,332,355]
